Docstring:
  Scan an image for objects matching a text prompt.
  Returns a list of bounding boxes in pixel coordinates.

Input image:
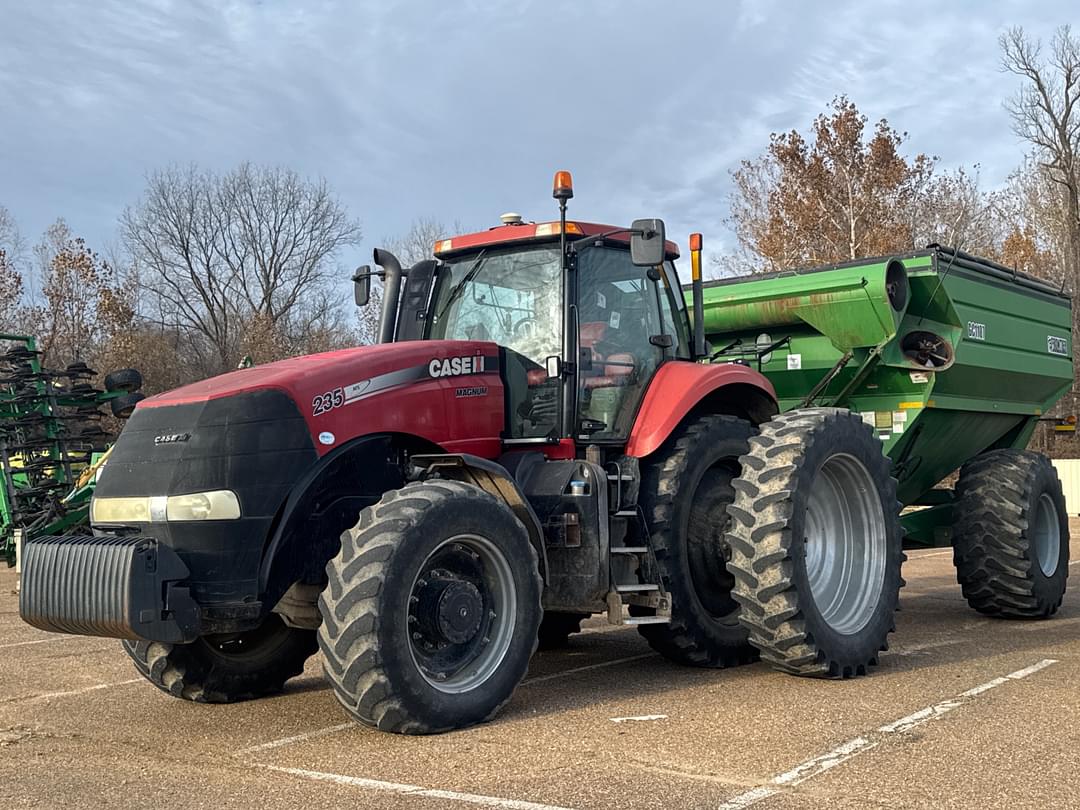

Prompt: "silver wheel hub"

[1032,492,1061,577]
[407,534,517,694]
[803,454,887,635]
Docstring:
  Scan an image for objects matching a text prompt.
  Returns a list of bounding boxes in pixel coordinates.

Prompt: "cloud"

[0,0,1073,276]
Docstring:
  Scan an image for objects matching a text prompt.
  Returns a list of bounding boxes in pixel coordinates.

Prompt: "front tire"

[952,449,1069,618]
[727,408,904,678]
[636,414,758,668]
[318,480,542,734]
[122,615,317,702]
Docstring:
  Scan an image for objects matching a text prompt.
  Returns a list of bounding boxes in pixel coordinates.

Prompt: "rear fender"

[625,362,778,458]
[412,453,549,582]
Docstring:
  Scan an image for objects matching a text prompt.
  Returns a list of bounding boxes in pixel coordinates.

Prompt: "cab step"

[615,583,659,593]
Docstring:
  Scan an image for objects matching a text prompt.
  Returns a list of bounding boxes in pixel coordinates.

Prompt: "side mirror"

[630,219,666,267]
[353,265,372,307]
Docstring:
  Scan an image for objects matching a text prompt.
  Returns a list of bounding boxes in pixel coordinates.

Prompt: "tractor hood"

[136,340,506,457]
[143,342,474,407]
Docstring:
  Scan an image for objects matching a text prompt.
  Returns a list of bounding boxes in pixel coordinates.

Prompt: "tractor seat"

[582,353,635,389]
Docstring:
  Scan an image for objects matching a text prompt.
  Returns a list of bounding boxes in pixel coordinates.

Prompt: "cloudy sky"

[0,0,1073,274]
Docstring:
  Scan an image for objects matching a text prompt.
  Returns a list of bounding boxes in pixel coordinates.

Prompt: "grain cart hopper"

[18,172,962,735]
[696,246,1072,624]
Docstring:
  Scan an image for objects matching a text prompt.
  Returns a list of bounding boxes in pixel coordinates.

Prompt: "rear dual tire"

[636,414,758,668]
[727,408,904,678]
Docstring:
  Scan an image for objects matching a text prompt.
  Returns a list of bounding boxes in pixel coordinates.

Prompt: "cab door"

[575,247,670,440]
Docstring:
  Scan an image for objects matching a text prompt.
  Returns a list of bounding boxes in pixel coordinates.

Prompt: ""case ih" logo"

[428,355,485,378]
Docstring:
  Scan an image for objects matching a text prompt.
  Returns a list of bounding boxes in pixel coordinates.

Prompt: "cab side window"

[659,261,692,360]
[576,248,667,439]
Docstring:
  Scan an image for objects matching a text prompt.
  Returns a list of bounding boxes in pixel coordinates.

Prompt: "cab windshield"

[429,246,563,365]
[429,245,564,439]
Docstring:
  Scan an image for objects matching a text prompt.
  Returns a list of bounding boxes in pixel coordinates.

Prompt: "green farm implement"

[696,245,1073,556]
[1,334,143,566]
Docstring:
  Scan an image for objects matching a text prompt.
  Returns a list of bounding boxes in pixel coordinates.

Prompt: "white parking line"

[716,658,1058,809]
[238,723,354,754]
[240,655,658,756]
[0,636,73,650]
[260,765,578,810]
[521,653,656,685]
[8,679,142,704]
[881,638,961,657]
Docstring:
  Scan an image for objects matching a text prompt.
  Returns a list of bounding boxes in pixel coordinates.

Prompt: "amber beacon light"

[552,170,574,200]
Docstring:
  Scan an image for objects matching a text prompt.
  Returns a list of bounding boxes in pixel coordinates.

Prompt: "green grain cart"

[696,245,1072,622]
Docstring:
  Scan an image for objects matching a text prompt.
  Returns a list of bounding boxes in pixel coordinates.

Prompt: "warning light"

[552,171,574,200]
[689,233,703,282]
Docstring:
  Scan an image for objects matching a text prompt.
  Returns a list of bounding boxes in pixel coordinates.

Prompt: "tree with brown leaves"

[26,220,135,367]
[730,96,937,271]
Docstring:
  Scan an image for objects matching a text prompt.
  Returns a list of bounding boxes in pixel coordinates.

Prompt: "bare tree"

[0,206,26,330]
[355,218,461,344]
[121,163,361,373]
[910,166,1001,255]
[1001,25,1080,289]
[381,217,458,267]
[0,206,24,265]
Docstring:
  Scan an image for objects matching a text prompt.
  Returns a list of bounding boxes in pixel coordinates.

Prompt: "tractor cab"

[356,172,699,448]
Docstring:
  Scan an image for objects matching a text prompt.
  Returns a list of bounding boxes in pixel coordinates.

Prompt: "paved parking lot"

[2,524,1079,809]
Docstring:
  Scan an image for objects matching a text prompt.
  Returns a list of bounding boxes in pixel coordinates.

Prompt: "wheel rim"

[803,453,887,635]
[1033,492,1061,577]
[407,534,517,694]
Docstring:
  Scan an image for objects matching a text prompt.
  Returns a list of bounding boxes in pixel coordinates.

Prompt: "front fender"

[625,361,777,458]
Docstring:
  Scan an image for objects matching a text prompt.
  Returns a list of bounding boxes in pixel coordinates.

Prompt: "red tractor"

[20,173,901,733]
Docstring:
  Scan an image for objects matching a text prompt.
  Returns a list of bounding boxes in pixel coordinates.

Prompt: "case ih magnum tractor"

[20,172,904,733]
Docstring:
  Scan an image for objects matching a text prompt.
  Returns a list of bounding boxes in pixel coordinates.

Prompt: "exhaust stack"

[373,248,404,344]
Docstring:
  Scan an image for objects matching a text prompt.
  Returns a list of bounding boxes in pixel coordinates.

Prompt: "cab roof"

[433,221,681,261]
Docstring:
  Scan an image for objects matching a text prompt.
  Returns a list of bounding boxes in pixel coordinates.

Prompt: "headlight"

[90,496,154,523]
[90,490,241,523]
[166,490,241,521]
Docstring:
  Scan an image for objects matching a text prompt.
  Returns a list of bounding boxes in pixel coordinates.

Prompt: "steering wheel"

[513,317,538,340]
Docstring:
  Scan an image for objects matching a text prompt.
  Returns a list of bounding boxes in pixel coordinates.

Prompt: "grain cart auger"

[1,334,144,567]
[18,172,902,734]
[696,246,1072,637]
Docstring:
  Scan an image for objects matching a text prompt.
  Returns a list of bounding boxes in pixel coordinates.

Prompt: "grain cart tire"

[318,480,542,734]
[103,368,143,393]
[537,611,589,650]
[121,615,318,702]
[952,449,1069,618]
[110,391,145,418]
[636,414,758,668]
[727,408,904,678]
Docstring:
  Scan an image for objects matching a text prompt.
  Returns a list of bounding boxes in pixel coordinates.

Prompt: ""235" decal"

[312,387,344,415]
